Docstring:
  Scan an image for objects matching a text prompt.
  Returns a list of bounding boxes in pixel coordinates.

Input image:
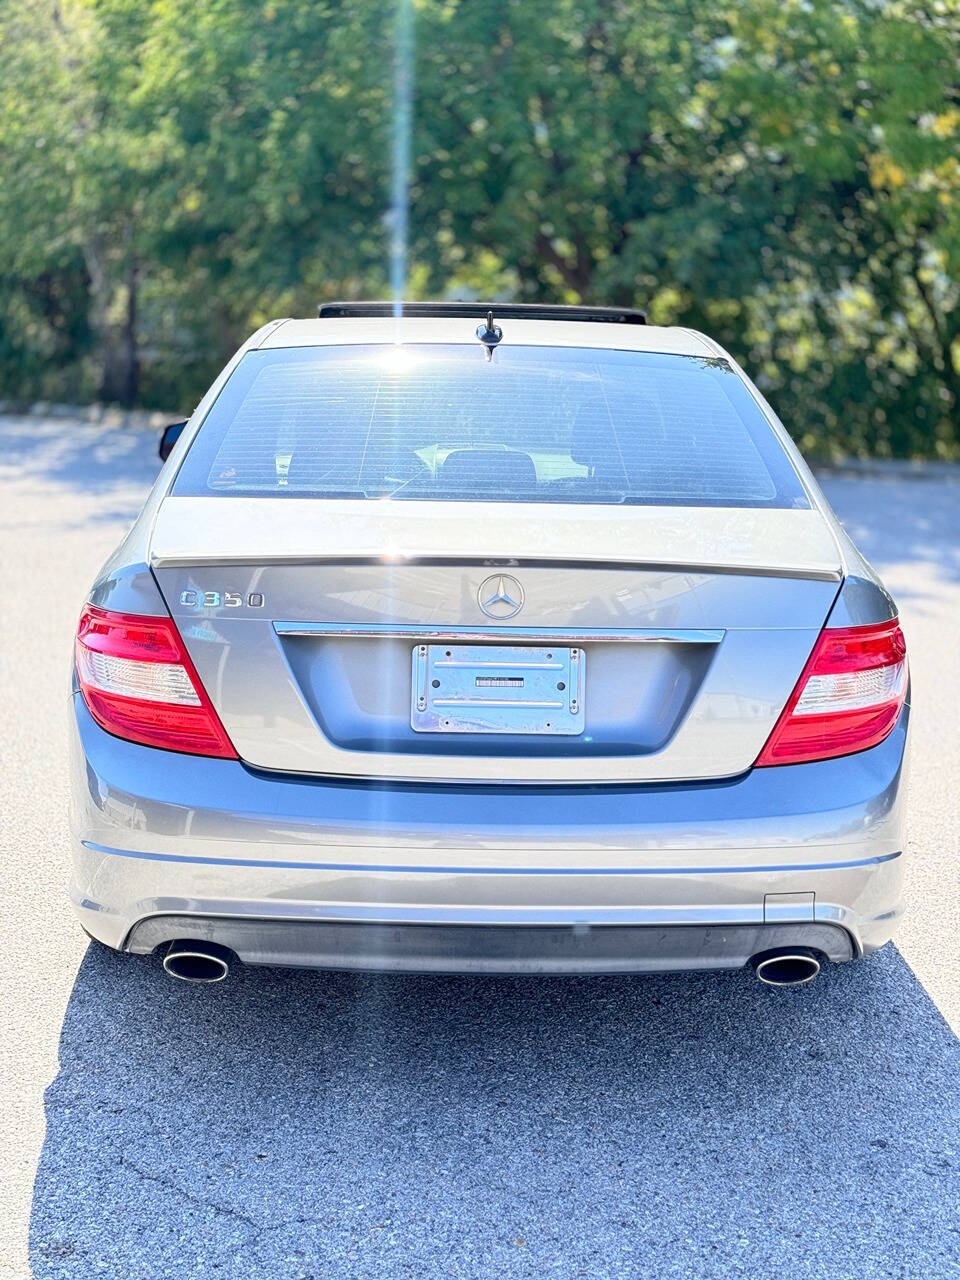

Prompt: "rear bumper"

[69,694,909,973]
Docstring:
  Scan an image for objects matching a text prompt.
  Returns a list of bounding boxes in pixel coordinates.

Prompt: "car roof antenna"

[475,309,502,361]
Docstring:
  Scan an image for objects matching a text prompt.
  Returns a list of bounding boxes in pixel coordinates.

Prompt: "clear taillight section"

[75,605,237,758]
[756,619,907,767]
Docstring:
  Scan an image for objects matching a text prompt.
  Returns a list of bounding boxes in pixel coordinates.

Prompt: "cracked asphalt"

[29,949,960,1279]
[1,416,958,1279]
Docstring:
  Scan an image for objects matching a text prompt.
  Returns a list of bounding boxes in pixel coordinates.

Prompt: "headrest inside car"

[440,448,538,492]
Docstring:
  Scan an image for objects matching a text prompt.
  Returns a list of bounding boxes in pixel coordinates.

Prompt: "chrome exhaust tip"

[752,948,821,988]
[162,940,231,984]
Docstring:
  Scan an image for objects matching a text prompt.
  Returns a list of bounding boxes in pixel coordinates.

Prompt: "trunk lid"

[150,497,841,783]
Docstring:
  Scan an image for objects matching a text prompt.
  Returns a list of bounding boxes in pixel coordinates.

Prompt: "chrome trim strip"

[272,622,726,645]
[82,840,901,877]
[152,553,841,582]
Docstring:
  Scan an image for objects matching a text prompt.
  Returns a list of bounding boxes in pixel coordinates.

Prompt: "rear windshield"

[172,344,808,508]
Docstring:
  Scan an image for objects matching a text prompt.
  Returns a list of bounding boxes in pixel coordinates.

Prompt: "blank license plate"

[411,644,585,735]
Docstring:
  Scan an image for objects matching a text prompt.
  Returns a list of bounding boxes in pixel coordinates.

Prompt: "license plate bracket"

[411,643,584,735]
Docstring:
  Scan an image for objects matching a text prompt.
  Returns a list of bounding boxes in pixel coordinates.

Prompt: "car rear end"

[69,310,909,980]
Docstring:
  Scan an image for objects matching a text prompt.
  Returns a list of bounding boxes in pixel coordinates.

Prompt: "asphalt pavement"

[1,416,957,1280]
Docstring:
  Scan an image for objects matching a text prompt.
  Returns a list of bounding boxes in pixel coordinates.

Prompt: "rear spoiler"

[316,301,647,325]
[150,499,842,582]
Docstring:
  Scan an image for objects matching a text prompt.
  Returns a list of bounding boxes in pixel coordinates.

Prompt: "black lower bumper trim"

[125,915,856,974]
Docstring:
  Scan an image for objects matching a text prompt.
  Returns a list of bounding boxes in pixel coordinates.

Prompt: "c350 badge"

[179,589,264,609]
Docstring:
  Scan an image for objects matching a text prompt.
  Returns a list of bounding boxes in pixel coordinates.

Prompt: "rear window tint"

[173,344,808,508]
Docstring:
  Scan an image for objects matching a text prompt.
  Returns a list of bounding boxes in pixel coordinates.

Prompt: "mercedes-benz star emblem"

[477,573,524,620]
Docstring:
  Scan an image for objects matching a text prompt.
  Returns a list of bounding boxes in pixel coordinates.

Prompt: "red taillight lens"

[75,605,237,758]
[756,618,907,767]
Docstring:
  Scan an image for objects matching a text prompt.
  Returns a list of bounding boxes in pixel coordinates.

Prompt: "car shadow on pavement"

[29,944,959,1280]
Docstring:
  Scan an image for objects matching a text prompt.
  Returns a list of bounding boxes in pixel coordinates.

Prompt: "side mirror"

[158,420,187,462]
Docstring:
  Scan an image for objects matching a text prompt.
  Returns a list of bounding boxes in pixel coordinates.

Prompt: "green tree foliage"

[1,0,957,456]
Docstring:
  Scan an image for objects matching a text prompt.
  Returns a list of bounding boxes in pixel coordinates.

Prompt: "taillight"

[756,618,907,767]
[75,604,237,758]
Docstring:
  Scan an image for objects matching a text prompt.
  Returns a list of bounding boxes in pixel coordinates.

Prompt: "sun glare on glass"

[377,344,420,373]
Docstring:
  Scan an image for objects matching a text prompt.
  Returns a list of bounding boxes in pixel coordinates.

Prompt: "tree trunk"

[83,228,139,406]
[120,257,139,407]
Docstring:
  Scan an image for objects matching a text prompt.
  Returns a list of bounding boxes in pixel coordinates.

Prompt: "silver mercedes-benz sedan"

[70,302,909,987]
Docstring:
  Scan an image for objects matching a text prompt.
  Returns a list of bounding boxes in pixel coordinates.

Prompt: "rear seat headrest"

[440,447,538,492]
